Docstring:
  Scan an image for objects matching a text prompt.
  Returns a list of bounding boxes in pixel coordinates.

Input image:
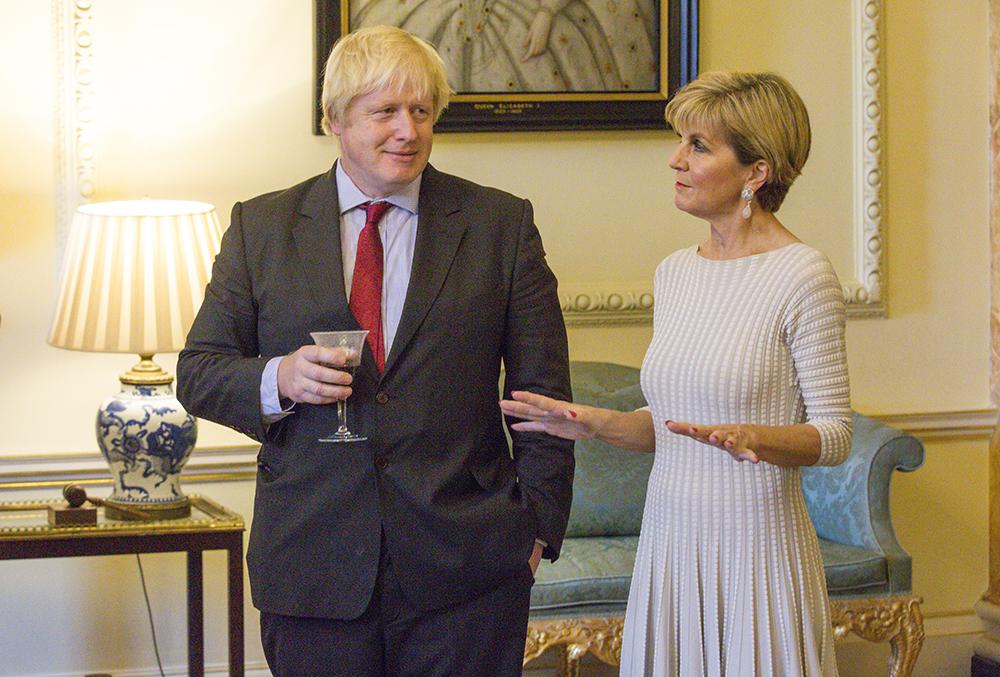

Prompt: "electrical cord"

[136,554,166,677]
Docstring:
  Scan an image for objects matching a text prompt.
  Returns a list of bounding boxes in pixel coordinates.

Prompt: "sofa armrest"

[801,412,924,592]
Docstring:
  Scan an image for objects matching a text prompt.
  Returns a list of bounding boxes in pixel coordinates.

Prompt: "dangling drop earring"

[740,186,753,220]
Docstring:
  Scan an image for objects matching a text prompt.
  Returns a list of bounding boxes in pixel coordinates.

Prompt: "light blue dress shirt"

[259,163,421,420]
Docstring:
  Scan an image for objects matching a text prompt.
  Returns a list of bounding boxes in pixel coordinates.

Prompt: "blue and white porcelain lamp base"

[96,355,196,520]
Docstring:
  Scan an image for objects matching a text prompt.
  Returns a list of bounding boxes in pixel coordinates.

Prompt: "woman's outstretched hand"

[665,421,761,464]
[500,391,602,440]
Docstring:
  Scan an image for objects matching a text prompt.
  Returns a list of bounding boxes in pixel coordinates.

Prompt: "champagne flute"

[310,330,368,443]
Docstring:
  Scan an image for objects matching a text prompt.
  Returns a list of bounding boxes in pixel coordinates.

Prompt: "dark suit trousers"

[260,541,534,677]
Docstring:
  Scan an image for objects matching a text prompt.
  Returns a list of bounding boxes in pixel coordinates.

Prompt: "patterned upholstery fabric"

[527,361,925,614]
[531,535,637,615]
[563,362,652,538]
[802,413,925,595]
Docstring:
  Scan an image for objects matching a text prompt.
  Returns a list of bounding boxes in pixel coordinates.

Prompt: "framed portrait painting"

[314,0,698,132]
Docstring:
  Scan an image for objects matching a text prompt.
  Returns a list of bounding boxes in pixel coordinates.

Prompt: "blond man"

[178,26,573,676]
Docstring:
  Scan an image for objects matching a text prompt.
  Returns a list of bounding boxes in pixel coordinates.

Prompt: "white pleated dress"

[621,243,853,677]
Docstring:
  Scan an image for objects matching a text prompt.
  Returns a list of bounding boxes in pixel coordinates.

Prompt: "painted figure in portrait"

[351,0,658,93]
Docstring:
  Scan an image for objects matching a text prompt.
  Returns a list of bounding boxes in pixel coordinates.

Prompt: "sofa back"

[564,361,652,538]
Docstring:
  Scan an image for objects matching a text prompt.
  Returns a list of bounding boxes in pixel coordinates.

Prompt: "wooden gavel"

[62,484,154,520]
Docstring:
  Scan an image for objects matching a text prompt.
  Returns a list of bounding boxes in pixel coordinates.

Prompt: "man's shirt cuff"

[261,355,294,424]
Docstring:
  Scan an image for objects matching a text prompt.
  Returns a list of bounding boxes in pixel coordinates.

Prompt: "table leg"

[228,538,245,676]
[188,550,204,677]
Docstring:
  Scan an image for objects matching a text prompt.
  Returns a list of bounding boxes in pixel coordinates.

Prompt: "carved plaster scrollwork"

[53,0,96,267]
[561,0,887,326]
[561,289,654,326]
[847,0,886,317]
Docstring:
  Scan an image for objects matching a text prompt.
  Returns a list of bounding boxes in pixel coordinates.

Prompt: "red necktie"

[350,201,391,373]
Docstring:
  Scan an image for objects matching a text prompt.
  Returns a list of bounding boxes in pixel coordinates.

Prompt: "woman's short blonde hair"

[320,26,452,134]
[664,71,811,213]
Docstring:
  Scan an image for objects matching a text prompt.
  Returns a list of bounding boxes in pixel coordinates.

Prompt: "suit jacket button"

[375,456,388,470]
[375,392,389,405]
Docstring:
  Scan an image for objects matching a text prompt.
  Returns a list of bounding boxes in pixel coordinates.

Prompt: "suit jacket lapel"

[293,164,356,330]
[296,165,387,382]
[385,166,467,375]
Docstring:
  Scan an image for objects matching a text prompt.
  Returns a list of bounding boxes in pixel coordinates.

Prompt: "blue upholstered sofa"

[522,362,926,676]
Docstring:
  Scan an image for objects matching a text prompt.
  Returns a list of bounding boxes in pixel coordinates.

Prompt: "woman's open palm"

[500,391,599,440]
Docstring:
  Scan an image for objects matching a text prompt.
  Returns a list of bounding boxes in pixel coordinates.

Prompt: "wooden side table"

[0,494,245,677]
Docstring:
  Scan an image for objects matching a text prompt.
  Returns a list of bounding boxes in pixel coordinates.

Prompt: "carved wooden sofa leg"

[830,595,925,677]
[555,644,586,677]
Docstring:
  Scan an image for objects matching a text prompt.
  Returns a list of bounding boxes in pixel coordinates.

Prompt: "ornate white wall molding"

[561,288,654,326]
[0,446,258,491]
[847,0,886,317]
[876,408,997,441]
[562,0,886,326]
[53,0,96,267]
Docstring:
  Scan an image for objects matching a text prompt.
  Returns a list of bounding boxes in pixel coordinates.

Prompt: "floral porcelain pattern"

[96,383,196,504]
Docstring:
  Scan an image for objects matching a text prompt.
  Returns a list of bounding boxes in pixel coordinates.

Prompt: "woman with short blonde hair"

[665,70,811,213]
[502,71,851,676]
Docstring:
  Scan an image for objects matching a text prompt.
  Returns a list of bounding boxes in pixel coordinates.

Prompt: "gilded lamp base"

[103,496,192,521]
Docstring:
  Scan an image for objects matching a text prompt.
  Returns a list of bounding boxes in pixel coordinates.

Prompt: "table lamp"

[48,200,222,519]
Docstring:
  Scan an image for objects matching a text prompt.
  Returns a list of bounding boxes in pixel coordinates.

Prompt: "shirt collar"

[335,160,421,216]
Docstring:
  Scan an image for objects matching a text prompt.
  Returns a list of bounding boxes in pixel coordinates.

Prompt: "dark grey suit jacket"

[177,164,573,619]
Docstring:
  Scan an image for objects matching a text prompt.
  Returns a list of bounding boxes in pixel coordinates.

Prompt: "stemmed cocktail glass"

[310,330,368,443]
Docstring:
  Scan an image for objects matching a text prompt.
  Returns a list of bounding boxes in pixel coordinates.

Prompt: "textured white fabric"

[622,243,852,677]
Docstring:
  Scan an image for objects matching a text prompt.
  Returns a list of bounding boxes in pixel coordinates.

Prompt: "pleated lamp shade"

[48,200,223,355]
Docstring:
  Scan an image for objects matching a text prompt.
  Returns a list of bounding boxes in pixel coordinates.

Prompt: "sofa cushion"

[566,362,651,538]
[819,537,889,597]
[530,535,637,614]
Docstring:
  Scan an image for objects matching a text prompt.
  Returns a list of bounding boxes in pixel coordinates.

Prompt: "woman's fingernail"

[568,410,578,418]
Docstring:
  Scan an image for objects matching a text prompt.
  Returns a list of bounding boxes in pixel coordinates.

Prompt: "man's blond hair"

[321,26,452,134]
